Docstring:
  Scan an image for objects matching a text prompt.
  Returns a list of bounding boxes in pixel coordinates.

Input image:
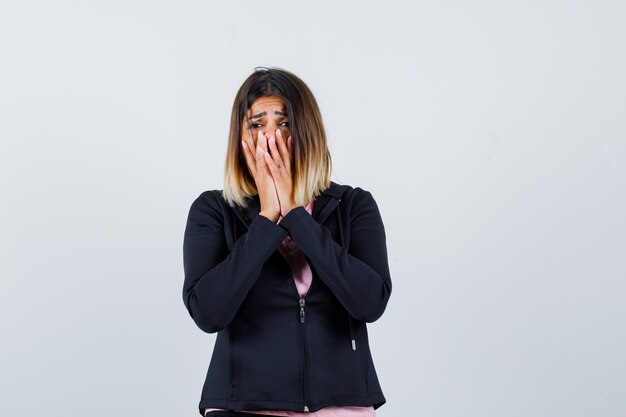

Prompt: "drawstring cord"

[337,199,356,352]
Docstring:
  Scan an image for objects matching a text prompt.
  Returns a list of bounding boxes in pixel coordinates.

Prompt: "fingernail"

[270,136,275,143]
[276,129,281,137]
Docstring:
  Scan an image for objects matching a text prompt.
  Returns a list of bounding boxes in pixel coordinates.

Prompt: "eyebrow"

[247,111,288,120]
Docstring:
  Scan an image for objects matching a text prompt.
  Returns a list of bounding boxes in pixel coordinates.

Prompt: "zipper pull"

[351,339,356,351]
[299,299,306,323]
[304,405,309,412]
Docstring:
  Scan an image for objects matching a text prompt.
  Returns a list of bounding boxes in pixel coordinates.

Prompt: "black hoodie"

[182,181,392,415]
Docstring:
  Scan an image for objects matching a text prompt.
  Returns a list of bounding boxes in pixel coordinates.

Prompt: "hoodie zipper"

[279,250,312,413]
[276,247,312,413]
[299,297,310,412]
[283,194,345,412]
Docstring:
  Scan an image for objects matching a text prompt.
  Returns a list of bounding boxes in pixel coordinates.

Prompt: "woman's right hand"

[242,130,281,222]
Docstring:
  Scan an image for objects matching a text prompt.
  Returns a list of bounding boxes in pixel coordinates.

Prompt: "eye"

[249,123,262,129]
[280,121,289,127]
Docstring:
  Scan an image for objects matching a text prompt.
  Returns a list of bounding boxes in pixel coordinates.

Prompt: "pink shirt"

[205,201,375,417]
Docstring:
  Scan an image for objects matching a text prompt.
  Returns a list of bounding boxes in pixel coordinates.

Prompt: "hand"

[241,130,281,222]
[264,128,297,217]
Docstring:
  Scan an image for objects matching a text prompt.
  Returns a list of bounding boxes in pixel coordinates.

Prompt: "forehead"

[248,96,285,113]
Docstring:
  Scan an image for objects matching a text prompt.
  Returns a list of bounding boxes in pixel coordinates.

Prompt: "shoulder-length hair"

[222,67,332,208]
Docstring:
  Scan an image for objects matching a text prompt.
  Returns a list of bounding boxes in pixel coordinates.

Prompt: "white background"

[1,1,625,416]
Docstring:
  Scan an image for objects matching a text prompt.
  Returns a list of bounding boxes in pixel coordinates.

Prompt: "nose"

[262,123,278,138]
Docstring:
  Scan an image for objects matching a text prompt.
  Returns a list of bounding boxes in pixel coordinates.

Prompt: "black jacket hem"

[198,392,386,415]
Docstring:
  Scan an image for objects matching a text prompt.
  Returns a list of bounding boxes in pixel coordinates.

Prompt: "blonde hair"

[222,67,332,208]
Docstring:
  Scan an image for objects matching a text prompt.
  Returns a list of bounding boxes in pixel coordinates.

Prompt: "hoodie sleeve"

[182,191,288,333]
[277,188,392,322]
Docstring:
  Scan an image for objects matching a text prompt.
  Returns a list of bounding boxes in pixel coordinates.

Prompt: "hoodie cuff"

[276,206,310,233]
[251,212,289,242]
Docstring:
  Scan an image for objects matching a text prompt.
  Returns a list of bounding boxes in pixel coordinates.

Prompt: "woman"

[182,67,392,417]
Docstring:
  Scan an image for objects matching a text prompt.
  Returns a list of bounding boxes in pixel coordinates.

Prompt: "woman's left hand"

[264,128,297,217]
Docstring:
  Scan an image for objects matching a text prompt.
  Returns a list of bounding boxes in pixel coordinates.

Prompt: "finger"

[241,130,257,172]
[274,129,290,167]
[259,130,269,153]
[256,132,271,174]
[261,133,276,175]
[243,128,256,152]
[267,132,285,174]
[263,151,278,180]
[241,140,257,175]
[255,131,265,162]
